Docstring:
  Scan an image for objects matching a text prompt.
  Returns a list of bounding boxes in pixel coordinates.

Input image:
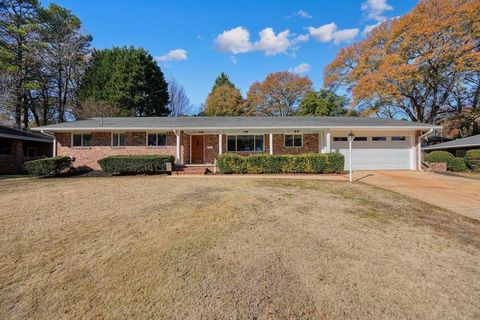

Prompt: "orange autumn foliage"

[246,71,313,116]
[325,0,480,124]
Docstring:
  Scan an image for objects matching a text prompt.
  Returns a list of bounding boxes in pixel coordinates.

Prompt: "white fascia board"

[423,143,479,150]
[33,125,441,132]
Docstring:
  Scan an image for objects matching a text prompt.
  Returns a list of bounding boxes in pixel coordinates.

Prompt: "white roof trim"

[423,143,480,150]
[33,125,440,132]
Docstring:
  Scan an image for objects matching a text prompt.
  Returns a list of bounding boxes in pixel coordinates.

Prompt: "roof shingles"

[32,116,440,131]
[423,134,480,150]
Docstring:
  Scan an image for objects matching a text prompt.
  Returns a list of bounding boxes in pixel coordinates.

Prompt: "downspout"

[417,129,433,171]
[41,130,56,157]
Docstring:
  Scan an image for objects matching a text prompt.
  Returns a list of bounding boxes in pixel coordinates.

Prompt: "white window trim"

[227,134,264,152]
[284,134,303,148]
[71,132,92,148]
[111,132,126,148]
[146,132,168,147]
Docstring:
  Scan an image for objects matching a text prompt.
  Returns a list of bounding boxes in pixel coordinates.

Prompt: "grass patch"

[1,176,479,319]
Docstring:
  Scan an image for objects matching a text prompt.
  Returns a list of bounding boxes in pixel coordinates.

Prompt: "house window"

[227,135,264,152]
[147,133,167,147]
[372,136,387,141]
[112,133,125,147]
[333,137,348,141]
[284,134,303,147]
[391,136,406,141]
[355,137,367,141]
[72,133,91,147]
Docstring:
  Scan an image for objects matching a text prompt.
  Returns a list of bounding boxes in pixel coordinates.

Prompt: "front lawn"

[0,176,479,319]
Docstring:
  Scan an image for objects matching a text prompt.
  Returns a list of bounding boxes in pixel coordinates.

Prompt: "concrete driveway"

[355,171,480,221]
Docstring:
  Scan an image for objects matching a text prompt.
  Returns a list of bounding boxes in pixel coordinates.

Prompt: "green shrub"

[216,154,246,174]
[24,156,73,177]
[98,155,174,175]
[448,157,468,172]
[465,149,480,171]
[424,150,466,172]
[217,153,344,174]
[424,151,454,163]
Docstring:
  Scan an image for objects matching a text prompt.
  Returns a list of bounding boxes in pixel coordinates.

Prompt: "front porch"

[176,130,331,165]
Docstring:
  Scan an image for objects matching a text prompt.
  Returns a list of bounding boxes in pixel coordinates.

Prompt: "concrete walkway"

[355,171,480,221]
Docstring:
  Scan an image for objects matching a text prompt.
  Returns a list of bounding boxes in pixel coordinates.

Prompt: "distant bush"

[24,156,73,177]
[448,157,468,172]
[424,151,467,172]
[217,153,344,174]
[98,155,174,175]
[465,149,480,171]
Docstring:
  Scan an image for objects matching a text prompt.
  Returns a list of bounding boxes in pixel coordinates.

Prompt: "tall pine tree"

[210,72,236,94]
[78,47,170,117]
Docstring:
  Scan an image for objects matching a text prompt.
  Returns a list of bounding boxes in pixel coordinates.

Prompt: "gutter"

[41,130,56,157]
[31,125,442,132]
[423,143,479,151]
[417,129,434,171]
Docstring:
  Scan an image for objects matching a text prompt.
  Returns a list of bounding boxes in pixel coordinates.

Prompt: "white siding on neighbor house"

[331,131,415,170]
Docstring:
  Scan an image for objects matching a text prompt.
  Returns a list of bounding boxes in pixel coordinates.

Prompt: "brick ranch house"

[32,117,440,171]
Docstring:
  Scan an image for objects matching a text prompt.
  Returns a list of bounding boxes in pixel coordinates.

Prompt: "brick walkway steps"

[174,165,215,175]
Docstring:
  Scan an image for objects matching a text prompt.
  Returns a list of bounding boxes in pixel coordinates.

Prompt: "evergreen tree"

[210,72,235,94]
[0,0,40,128]
[78,47,170,117]
[298,90,350,116]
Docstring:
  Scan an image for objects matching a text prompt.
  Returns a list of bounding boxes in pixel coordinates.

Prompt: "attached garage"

[331,134,415,170]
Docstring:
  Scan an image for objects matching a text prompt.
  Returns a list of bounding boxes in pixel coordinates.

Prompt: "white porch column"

[175,130,181,164]
[318,131,323,153]
[269,133,273,155]
[325,130,331,153]
[219,133,223,155]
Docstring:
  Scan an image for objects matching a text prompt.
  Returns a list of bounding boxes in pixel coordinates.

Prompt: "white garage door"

[331,135,413,170]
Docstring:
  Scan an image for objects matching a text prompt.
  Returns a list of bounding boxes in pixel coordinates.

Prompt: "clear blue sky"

[42,0,417,113]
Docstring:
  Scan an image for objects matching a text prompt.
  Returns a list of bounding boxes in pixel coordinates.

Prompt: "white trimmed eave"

[423,143,480,151]
[33,125,441,134]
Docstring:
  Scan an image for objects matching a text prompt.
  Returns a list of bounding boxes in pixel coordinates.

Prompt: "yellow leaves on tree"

[203,85,245,116]
[324,0,480,123]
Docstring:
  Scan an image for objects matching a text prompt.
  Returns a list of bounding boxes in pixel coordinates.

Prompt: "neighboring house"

[423,134,480,157]
[32,117,440,171]
[0,125,53,174]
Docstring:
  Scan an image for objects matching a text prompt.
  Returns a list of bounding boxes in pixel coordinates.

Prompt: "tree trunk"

[22,94,29,129]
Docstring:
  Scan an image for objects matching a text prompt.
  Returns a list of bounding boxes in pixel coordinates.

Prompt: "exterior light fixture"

[347,131,355,182]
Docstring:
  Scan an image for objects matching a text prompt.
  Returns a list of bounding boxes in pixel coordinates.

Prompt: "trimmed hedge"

[217,153,344,174]
[424,151,454,163]
[24,156,73,177]
[448,157,468,172]
[425,151,467,172]
[98,155,174,174]
[465,149,480,171]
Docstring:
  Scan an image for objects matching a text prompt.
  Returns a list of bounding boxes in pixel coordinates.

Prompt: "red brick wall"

[55,132,322,168]
[271,134,319,155]
[55,131,188,169]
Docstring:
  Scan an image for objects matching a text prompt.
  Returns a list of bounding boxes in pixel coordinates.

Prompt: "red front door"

[191,135,204,164]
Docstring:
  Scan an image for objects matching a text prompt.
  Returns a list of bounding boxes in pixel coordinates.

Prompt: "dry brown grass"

[0,176,479,319]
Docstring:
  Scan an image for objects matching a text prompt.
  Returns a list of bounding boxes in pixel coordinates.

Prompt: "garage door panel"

[332,138,412,170]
